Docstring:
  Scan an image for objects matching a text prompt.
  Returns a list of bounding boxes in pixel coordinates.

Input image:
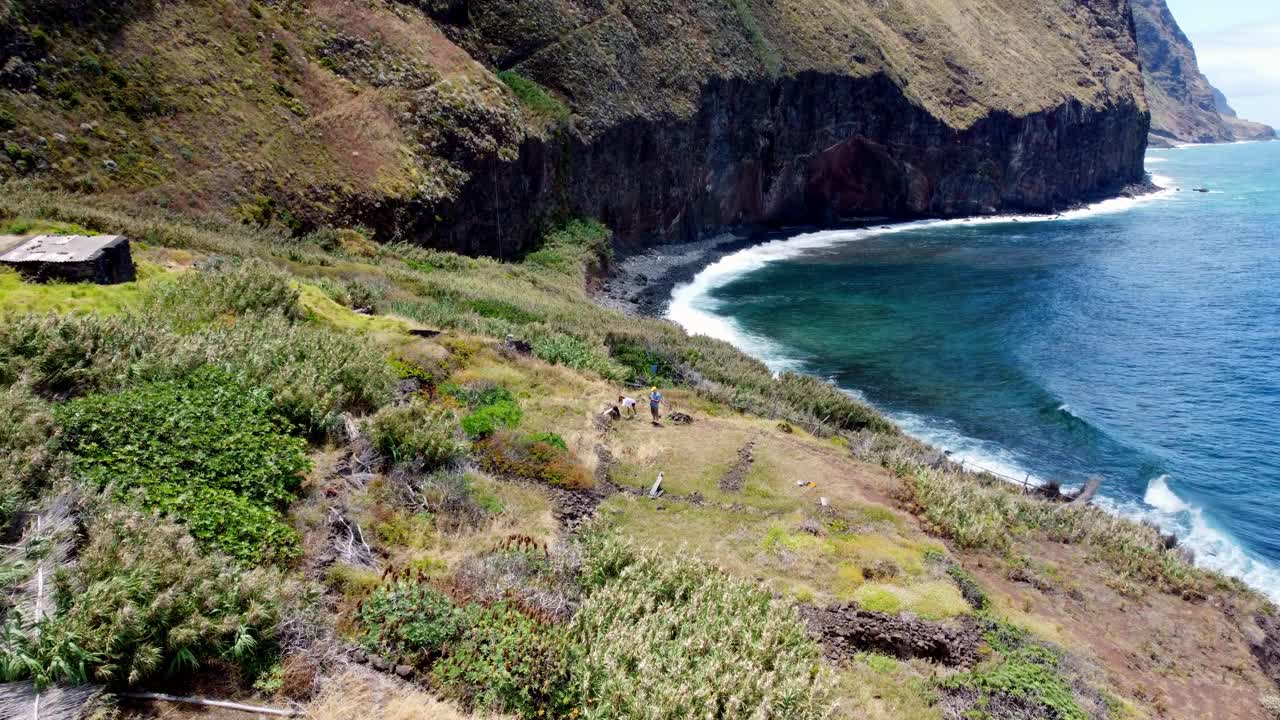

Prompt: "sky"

[1164,0,1280,127]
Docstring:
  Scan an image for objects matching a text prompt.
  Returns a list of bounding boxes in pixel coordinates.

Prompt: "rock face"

[398,73,1148,255]
[1132,0,1276,145]
[399,0,1150,254]
[799,603,980,667]
[0,0,1151,256]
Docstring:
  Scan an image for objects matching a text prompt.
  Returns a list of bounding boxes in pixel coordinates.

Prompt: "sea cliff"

[1,0,1150,255]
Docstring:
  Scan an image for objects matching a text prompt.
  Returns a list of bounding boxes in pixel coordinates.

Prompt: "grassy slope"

[1,194,1275,719]
[1,0,1145,233]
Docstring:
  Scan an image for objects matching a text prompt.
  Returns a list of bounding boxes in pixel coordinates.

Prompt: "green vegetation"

[0,265,159,316]
[944,622,1087,720]
[532,334,627,381]
[497,71,570,123]
[572,533,830,718]
[0,269,396,434]
[455,385,523,438]
[367,399,468,468]
[1,501,298,687]
[524,219,612,278]
[0,188,1264,719]
[434,602,577,717]
[731,0,782,76]
[56,367,309,563]
[905,464,1223,596]
[357,578,469,666]
[0,382,60,525]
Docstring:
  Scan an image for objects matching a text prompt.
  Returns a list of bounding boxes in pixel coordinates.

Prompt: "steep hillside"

[1,193,1280,720]
[1132,0,1275,145]
[0,0,1148,255]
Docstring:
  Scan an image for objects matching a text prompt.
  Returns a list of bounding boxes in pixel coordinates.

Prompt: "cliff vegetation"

[0,189,1278,719]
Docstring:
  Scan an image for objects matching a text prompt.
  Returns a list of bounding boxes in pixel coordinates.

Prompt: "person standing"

[649,386,663,425]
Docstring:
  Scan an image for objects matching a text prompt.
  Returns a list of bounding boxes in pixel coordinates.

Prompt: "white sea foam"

[664,166,1280,601]
[1094,477,1280,601]
[669,175,1176,345]
[1143,475,1190,513]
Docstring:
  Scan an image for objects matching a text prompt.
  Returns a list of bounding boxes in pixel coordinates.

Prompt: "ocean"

[668,141,1280,600]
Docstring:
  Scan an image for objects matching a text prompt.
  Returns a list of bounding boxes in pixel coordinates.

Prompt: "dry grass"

[305,666,511,720]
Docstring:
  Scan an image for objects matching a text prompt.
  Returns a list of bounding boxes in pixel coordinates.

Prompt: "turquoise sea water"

[669,142,1280,599]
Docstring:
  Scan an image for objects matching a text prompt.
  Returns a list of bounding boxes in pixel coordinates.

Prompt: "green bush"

[569,534,830,718]
[0,303,396,435]
[1,501,299,687]
[0,382,61,526]
[366,400,467,468]
[55,367,309,563]
[434,602,578,718]
[943,621,1087,720]
[458,386,523,439]
[496,71,569,122]
[532,334,627,382]
[193,315,397,434]
[143,259,301,327]
[526,431,567,451]
[356,577,469,666]
[606,337,679,386]
[524,219,612,277]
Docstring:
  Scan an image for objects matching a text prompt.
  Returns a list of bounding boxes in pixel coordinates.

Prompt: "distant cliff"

[0,0,1150,255]
[1213,86,1279,142]
[1132,0,1275,145]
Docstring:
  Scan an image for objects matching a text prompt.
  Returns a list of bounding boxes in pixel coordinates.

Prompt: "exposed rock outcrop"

[398,0,1150,254]
[800,603,981,667]
[1,0,1152,256]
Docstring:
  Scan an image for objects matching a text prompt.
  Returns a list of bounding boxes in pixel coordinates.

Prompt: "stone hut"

[0,234,136,284]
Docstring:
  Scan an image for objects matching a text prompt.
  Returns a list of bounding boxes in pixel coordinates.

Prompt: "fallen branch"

[121,692,302,717]
[1067,476,1103,507]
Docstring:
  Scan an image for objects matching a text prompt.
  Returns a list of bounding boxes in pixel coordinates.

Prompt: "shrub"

[434,602,578,717]
[496,71,569,122]
[532,334,627,382]
[569,534,830,719]
[946,564,990,611]
[457,386,523,439]
[477,432,591,490]
[943,621,1088,720]
[451,540,581,622]
[527,431,567,451]
[390,470,502,531]
[55,367,309,563]
[0,305,396,434]
[314,275,388,313]
[0,312,160,398]
[1,501,299,687]
[143,259,301,327]
[905,465,1221,597]
[524,218,611,277]
[356,577,468,667]
[0,381,62,526]
[606,336,679,386]
[367,400,467,468]
[192,315,397,434]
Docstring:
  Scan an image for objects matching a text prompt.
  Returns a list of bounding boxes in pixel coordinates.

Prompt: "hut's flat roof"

[0,235,126,264]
